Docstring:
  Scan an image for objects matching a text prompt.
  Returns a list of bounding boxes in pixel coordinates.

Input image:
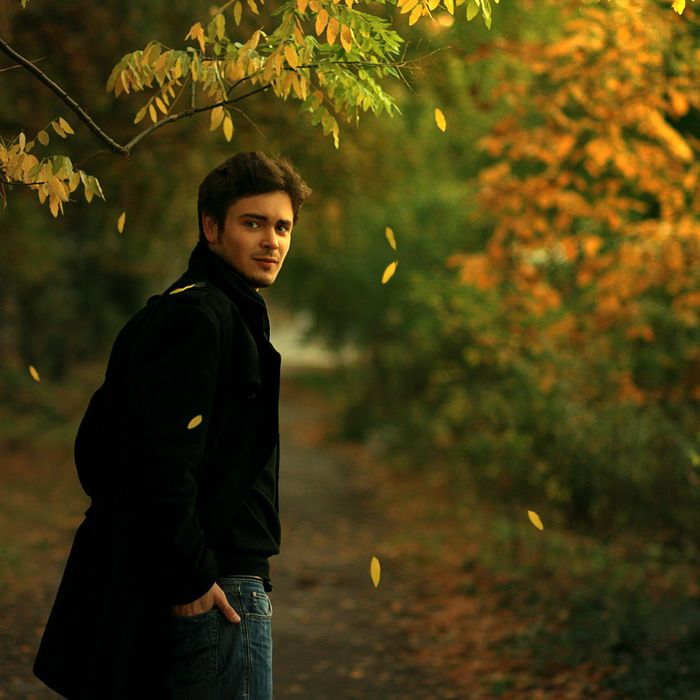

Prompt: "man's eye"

[244,220,259,228]
[276,225,290,234]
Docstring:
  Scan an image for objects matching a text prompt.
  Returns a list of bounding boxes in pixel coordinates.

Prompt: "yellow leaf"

[215,12,226,39]
[246,0,259,14]
[466,0,479,21]
[408,3,423,25]
[37,130,49,146]
[58,117,74,135]
[28,365,41,382]
[381,260,398,284]
[210,106,225,131]
[400,0,420,14]
[186,22,206,53]
[117,211,126,234]
[385,226,397,250]
[315,8,329,35]
[148,103,157,123]
[284,44,299,69]
[444,0,454,13]
[233,1,243,25]
[434,107,447,132]
[69,172,81,192]
[155,97,167,114]
[169,283,197,295]
[51,120,67,138]
[133,106,147,124]
[527,510,544,531]
[187,414,203,430]
[223,115,234,142]
[370,556,381,587]
[326,17,340,45]
[672,0,685,13]
[428,0,441,10]
[340,24,353,51]
[297,0,309,11]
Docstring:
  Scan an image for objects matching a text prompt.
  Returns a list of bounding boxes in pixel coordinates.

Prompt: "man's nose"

[261,228,279,248]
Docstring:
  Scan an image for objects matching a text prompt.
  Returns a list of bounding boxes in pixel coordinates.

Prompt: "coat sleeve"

[116,298,222,606]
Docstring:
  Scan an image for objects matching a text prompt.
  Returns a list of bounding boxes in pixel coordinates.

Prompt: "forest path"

[272,378,461,699]
[0,375,462,699]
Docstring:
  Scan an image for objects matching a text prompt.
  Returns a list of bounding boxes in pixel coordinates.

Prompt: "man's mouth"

[254,257,279,264]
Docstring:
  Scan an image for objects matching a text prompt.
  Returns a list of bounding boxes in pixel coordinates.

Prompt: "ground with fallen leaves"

[1,375,698,699]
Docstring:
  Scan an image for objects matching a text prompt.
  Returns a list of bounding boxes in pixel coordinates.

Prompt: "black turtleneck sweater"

[184,242,281,592]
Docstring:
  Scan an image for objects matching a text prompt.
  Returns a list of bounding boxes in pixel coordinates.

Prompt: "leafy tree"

[1,0,500,216]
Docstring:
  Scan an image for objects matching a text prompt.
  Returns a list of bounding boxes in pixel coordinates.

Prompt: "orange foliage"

[458,0,700,403]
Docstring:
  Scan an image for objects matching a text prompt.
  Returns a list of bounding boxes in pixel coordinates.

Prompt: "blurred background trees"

[3,0,700,694]
[2,0,698,544]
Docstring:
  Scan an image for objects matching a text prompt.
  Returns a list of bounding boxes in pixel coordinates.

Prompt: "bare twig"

[0,177,45,186]
[0,54,47,73]
[0,38,129,156]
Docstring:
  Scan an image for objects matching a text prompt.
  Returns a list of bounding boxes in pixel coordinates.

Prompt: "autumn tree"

[0,0,499,217]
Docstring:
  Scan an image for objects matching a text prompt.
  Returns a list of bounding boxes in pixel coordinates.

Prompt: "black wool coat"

[33,241,281,699]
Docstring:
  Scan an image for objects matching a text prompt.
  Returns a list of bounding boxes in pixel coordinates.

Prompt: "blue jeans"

[158,575,273,699]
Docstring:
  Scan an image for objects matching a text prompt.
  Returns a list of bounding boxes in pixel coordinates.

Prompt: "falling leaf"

[527,510,544,531]
[385,226,397,251]
[28,365,41,382]
[434,107,447,132]
[187,414,203,430]
[169,283,197,295]
[381,260,398,284]
[370,556,381,587]
[117,211,126,234]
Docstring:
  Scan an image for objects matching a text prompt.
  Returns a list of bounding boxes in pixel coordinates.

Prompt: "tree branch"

[0,38,129,156]
[1,35,426,161]
[124,85,272,151]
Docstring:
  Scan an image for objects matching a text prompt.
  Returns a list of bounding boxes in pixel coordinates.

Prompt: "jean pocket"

[163,609,219,687]
[243,590,272,619]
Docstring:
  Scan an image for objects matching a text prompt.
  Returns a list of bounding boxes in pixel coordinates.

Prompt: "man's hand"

[171,582,241,623]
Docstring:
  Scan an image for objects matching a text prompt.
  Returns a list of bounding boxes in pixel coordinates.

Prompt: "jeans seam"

[240,584,252,698]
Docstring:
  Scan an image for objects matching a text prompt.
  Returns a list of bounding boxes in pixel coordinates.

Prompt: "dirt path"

[0,379,462,699]
[272,381,461,699]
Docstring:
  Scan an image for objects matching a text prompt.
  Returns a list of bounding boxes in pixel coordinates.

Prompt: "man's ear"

[202,213,219,243]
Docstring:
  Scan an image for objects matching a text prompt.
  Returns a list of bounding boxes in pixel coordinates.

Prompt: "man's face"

[202,190,294,289]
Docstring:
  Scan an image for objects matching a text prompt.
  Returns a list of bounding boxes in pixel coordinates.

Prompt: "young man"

[33,152,311,699]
